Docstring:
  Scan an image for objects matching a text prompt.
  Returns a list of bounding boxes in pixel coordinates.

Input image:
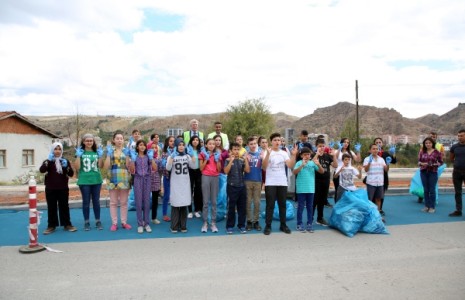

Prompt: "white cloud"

[0,0,464,119]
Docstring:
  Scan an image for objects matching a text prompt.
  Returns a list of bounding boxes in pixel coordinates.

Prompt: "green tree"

[223,98,274,141]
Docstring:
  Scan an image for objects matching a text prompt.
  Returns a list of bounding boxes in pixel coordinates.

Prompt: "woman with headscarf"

[39,142,76,234]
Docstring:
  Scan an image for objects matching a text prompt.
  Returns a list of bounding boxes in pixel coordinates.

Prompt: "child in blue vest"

[293,147,324,233]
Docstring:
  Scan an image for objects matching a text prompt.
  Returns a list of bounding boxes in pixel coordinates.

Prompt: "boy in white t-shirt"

[334,153,362,201]
[262,133,298,235]
[363,144,388,217]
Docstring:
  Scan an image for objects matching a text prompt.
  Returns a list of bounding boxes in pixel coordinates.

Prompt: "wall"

[0,133,53,182]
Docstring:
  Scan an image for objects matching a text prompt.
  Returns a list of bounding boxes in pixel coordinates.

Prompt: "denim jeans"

[420,170,438,209]
[296,193,314,226]
[79,184,102,221]
[162,177,171,216]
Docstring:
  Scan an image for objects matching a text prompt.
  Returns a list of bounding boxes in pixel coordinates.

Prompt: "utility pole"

[355,80,359,141]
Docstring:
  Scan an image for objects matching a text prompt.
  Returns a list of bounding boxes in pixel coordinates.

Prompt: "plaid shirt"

[107,152,130,190]
[418,149,443,172]
[150,158,162,191]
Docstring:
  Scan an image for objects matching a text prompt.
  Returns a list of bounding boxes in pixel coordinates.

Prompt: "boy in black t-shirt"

[313,139,337,226]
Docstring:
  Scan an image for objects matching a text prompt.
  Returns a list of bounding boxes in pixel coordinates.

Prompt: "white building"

[0,111,59,183]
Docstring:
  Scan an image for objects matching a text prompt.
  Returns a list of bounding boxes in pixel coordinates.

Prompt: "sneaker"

[201,223,208,233]
[324,202,333,208]
[316,219,329,226]
[449,211,462,217]
[163,215,171,222]
[306,224,314,233]
[428,208,436,213]
[96,221,103,230]
[43,227,55,235]
[211,224,218,233]
[84,222,91,231]
[296,224,305,233]
[152,219,161,224]
[226,227,234,234]
[246,221,253,231]
[137,226,143,233]
[194,211,201,218]
[253,222,262,231]
[421,207,429,212]
[170,227,178,233]
[181,228,188,233]
[187,212,193,219]
[64,225,77,232]
[380,210,386,216]
[110,224,118,231]
[145,225,152,233]
[238,227,247,234]
[263,226,271,235]
[121,223,132,230]
[280,225,291,234]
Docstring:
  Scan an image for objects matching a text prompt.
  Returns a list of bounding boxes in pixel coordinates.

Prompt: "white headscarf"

[51,142,63,174]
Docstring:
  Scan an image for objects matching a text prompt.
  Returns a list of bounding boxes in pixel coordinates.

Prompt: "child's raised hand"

[61,158,68,168]
[329,141,335,149]
[97,145,104,158]
[290,144,298,156]
[187,145,194,156]
[354,142,362,153]
[170,149,178,158]
[48,151,55,161]
[147,149,154,160]
[130,149,138,161]
[368,154,373,163]
[201,149,210,160]
[214,151,221,162]
[106,144,114,157]
[389,145,396,155]
[122,147,130,157]
[75,147,84,157]
[386,156,392,165]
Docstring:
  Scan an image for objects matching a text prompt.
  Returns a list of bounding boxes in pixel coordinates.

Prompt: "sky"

[0,0,464,119]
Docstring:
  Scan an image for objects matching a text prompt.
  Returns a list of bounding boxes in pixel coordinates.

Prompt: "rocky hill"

[414,103,465,134]
[28,102,463,143]
[28,112,299,144]
[290,101,461,138]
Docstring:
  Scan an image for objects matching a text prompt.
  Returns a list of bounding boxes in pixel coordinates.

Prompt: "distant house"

[0,111,60,183]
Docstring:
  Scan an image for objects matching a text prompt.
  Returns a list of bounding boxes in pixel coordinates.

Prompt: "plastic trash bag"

[409,164,446,202]
[260,200,295,221]
[215,173,228,222]
[329,189,388,237]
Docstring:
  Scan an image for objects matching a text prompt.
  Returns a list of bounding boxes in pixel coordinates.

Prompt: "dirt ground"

[0,178,453,206]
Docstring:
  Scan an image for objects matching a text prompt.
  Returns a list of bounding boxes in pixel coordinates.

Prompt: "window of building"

[22,149,34,166]
[0,150,5,168]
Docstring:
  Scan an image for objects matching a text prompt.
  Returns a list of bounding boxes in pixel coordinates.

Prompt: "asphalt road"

[1,222,464,300]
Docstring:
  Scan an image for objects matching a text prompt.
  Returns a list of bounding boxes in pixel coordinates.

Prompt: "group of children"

[40,127,400,236]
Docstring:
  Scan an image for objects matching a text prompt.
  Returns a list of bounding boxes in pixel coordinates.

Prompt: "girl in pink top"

[199,138,222,233]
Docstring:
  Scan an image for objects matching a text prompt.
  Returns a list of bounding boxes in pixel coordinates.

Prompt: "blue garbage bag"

[409,164,446,203]
[329,189,388,237]
[215,173,228,222]
[260,200,295,221]
[127,187,152,211]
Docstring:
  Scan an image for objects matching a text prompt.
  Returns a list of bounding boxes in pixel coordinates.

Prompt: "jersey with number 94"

[77,151,103,185]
